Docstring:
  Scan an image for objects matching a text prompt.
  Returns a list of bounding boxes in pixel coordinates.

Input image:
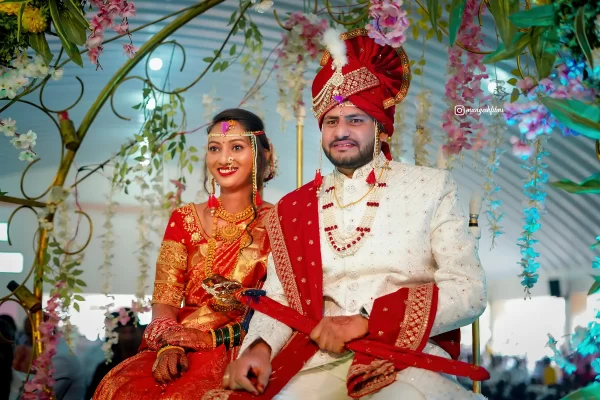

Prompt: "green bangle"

[232,323,242,347]
[222,326,231,350]
[215,328,223,347]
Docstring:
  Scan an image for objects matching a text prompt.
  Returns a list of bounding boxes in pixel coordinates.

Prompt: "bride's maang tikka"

[207,120,265,210]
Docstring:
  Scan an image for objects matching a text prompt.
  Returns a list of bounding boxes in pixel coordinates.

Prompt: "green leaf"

[59,10,87,46]
[64,0,89,30]
[72,269,83,276]
[414,68,422,75]
[229,44,236,56]
[539,97,600,140]
[220,61,229,71]
[562,382,600,399]
[203,57,214,63]
[17,2,25,40]
[483,31,535,64]
[73,302,80,312]
[510,87,520,103]
[0,190,6,196]
[228,10,237,26]
[508,4,554,28]
[427,0,439,31]
[529,27,558,79]
[425,29,435,40]
[29,33,54,63]
[411,25,419,40]
[74,295,85,301]
[588,276,600,295]
[507,78,518,85]
[574,7,594,70]
[212,62,221,72]
[448,0,466,45]
[75,279,87,287]
[49,0,83,67]
[550,173,600,194]
[488,0,519,47]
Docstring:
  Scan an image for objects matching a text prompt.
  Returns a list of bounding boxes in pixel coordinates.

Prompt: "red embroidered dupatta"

[220,183,488,399]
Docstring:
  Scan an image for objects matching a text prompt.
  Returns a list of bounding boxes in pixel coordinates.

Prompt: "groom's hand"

[310,315,368,353]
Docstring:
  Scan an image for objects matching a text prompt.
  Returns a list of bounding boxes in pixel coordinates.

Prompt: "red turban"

[311,28,411,137]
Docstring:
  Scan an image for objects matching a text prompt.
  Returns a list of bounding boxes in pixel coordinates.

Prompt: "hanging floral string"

[86,0,137,67]
[99,183,119,361]
[22,282,63,400]
[365,0,410,48]
[516,139,549,295]
[441,0,489,157]
[275,12,328,125]
[483,98,506,247]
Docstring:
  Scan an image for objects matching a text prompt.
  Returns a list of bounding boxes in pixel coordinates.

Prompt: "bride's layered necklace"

[322,161,390,257]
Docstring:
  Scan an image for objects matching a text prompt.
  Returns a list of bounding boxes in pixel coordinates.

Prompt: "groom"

[220,28,487,400]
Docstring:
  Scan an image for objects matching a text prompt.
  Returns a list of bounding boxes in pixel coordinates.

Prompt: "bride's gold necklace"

[204,200,255,312]
[204,201,254,280]
[214,202,254,242]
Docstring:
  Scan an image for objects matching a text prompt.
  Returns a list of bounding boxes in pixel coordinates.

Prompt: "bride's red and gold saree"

[93,203,271,400]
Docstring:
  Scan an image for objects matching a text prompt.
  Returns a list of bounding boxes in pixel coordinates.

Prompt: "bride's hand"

[152,347,189,384]
[159,327,214,352]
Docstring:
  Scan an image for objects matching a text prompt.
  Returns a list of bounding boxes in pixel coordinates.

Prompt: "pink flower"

[366,0,409,48]
[88,47,102,65]
[510,136,533,158]
[121,1,136,17]
[86,33,104,48]
[122,43,138,58]
[113,20,129,34]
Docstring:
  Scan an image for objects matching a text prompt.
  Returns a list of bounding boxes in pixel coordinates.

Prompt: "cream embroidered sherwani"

[241,155,487,399]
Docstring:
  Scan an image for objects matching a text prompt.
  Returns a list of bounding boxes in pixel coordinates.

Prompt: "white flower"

[10,53,30,69]
[38,218,54,231]
[0,118,17,137]
[19,150,36,161]
[48,186,70,204]
[19,130,37,147]
[250,0,274,13]
[52,68,64,81]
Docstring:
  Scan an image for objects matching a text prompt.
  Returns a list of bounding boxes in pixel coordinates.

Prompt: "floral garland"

[99,183,119,361]
[482,100,506,248]
[365,0,410,48]
[1,54,63,161]
[504,60,595,155]
[503,60,596,293]
[275,12,328,125]
[441,0,489,156]
[86,0,137,67]
[413,88,433,167]
[516,139,549,294]
[22,282,63,400]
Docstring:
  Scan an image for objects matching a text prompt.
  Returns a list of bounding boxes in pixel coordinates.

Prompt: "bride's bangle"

[157,345,184,358]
